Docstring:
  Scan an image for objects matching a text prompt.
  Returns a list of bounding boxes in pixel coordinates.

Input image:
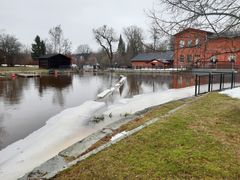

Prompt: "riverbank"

[0,66,49,74]
[52,92,240,179]
[0,66,77,77]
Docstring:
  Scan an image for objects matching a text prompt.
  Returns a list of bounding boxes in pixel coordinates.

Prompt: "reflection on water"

[0,72,196,149]
[126,73,173,96]
[37,76,73,106]
[0,78,29,105]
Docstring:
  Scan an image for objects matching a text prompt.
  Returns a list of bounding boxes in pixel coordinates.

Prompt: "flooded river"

[0,72,195,149]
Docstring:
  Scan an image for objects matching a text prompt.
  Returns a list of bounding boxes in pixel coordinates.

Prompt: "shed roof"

[38,54,71,59]
[131,51,174,62]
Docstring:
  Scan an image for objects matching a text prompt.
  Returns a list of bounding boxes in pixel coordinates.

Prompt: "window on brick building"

[179,40,185,48]
[187,55,193,62]
[187,40,192,47]
[180,55,184,62]
[228,54,237,62]
[195,38,200,47]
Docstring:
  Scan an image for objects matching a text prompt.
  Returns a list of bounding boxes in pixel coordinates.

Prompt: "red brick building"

[131,51,173,69]
[174,28,240,69]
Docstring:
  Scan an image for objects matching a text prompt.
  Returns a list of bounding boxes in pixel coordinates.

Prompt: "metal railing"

[195,71,238,96]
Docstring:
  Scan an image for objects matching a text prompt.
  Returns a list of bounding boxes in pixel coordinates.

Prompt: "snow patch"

[219,87,240,99]
[111,131,127,141]
[103,86,194,118]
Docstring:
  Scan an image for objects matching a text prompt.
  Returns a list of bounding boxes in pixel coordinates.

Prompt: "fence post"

[195,74,198,96]
[211,74,213,91]
[231,72,234,89]
[222,74,225,89]
[208,73,211,92]
[220,74,223,91]
[198,76,201,95]
[234,72,236,87]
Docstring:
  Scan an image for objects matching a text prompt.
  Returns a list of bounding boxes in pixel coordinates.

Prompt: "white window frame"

[179,40,185,48]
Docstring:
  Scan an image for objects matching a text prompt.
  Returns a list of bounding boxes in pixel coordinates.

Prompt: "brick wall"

[174,28,210,68]
[174,28,240,68]
[132,61,168,68]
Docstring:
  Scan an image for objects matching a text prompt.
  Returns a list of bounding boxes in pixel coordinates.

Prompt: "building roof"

[38,54,71,59]
[208,31,240,39]
[174,27,214,36]
[131,51,174,62]
[174,27,240,39]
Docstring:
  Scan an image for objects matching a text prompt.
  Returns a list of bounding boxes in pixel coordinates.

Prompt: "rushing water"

[0,72,195,149]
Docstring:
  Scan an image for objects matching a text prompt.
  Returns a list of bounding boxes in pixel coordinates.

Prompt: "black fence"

[195,71,239,96]
[175,64,240,70]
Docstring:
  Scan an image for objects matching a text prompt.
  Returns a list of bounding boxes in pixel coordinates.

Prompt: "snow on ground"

[0,85,196,180]
[220,87,240,99]
[103,86,195,118]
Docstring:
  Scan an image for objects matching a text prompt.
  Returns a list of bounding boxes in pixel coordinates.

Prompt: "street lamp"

[228,54,236,70]
[210,55,218,69]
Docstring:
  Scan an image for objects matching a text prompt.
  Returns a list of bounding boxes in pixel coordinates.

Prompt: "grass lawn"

[53,93,240,179]
[0,66,48,74]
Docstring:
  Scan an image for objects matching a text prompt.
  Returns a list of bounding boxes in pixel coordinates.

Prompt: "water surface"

[0,72,195,149]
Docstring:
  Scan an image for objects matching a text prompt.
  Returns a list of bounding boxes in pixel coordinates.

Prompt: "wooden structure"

[17,74,40,78]
[38,54,71,69]
[131,51,174,69]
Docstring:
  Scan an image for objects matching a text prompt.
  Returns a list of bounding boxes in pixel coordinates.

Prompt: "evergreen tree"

[31,35,46,59]
[40,40,46,55]
[117,35,125,56]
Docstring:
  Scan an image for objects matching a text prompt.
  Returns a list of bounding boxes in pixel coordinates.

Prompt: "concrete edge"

[19,95,201,180]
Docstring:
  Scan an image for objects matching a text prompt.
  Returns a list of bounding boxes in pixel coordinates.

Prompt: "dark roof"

[38,54,71,59]
[131,51,174,62]
[208,31,240,39]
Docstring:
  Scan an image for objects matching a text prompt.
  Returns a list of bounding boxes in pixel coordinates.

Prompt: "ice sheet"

[0,85,196,180]
[0,100,105,180]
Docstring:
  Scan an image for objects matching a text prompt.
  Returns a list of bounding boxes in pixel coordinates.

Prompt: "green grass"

[0,66,48,74]
[53,93,240,179]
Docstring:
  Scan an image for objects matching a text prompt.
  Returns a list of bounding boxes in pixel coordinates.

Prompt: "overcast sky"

[0,0,158,52]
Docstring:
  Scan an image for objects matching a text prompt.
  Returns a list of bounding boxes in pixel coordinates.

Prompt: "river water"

[0,72,197,149]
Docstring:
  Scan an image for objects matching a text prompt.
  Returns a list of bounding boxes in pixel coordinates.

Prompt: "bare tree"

[62,39,72,55]
[45,39,53,54]
[47,25,72,54]
[18,45,37,65]
[49,25,63,53]
[0,33,21,66]
[93,25,117,67]
[124,25,144,58]
[74,44,91,68]
[150,25,161,51]
[149,0,240,35]
[146,24,172,52]
[75,44,91,54]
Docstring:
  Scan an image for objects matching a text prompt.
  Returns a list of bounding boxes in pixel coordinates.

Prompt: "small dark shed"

[38,54,71,69]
